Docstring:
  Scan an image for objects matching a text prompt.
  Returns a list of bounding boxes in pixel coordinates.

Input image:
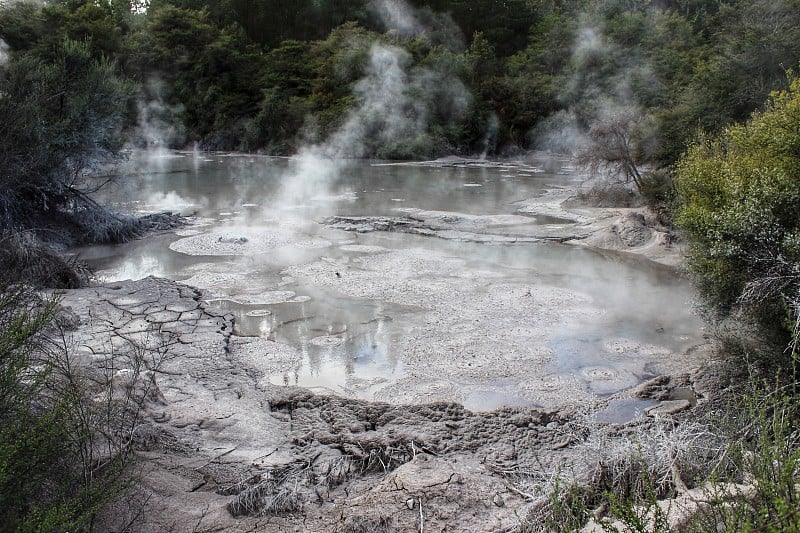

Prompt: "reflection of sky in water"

[594,398,659,424]
[207,293,408,397]
[76,153,702,402]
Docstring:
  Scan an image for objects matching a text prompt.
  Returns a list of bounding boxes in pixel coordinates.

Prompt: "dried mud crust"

[223,389,581,532]
[269,389,576,458]
[219,370,714,532]
[57,277,712,532]
[325,188,683,269]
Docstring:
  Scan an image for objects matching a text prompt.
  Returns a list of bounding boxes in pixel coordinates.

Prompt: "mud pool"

[75,152,704,410]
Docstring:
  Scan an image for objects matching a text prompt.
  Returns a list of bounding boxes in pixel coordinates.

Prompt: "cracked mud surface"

[57,275,710,532]
[70,155,711,531]
[59,277,565,531]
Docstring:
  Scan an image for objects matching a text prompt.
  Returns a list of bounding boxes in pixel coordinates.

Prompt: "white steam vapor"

[573,26,602,64]
[276,0,470,209]
[372,0,424,37]
[278,43,415,207]
[340,43,415,158]
[133,77,186,154]
[532,110,588,156]
[533,17,658,156]
[481,113,499,159]
[0,38,9,67]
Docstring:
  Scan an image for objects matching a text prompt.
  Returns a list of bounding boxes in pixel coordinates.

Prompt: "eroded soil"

[58,192,712,531]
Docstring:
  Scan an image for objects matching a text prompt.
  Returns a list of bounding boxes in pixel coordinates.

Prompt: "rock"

[612,212,651,247]
[55,305,82,329]
[646,399,691,417]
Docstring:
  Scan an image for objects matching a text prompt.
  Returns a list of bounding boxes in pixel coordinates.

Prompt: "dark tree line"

[3,0,799,161]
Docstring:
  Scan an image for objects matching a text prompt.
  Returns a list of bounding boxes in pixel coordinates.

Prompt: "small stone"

[492,494,505,507]
[406,498,415,510]
[646,399,691,417]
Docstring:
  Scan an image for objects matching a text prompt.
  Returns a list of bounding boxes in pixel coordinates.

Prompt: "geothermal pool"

[76,152,704,410]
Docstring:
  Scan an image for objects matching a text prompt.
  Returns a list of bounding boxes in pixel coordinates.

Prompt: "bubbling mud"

[81,154,705,409]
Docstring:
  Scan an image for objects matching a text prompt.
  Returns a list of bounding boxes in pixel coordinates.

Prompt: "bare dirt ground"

[58,191,712,532]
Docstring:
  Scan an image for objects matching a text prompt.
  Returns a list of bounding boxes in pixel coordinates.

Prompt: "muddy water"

[77,152,704,410]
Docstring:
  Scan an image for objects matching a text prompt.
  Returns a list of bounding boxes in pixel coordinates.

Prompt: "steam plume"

[133,77,186,153]
[276,0,470,208]
[372,0,423,38]
[0,38,8,67]
[533,14,659,157]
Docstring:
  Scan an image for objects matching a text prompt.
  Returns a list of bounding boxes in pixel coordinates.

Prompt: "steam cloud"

[533,16,659,156]
[372,0,423,38]
[0,38,8,67]
[276,0,470,209]
[132,77,186,155]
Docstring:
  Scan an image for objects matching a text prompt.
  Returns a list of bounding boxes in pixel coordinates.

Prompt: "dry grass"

[0,209,184,289]
[223,442,417,517]
[515,412,728,532]
[575,177,641,208]
[0,230,88,288]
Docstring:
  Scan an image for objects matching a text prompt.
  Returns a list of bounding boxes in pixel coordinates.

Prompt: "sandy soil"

[57,190,712,532]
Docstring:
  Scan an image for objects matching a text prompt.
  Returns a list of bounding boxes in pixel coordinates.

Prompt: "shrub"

[688,379,800,532]
[0,282,88,529]
[0,39,131,232]
[0,278,169,530]
[639,170,676,225]
[676,77,800,364]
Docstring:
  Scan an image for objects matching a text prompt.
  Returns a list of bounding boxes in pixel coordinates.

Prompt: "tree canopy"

[3,0,797,160]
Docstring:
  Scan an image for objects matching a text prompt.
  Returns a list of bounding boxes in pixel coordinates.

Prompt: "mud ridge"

[54,276,712,531]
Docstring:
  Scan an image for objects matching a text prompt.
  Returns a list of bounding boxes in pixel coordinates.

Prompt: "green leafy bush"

[676,78,800,361]
[0,284,99,530]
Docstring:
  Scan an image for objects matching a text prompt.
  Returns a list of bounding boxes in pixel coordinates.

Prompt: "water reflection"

[77,153,703,405]
[206,290,408,397]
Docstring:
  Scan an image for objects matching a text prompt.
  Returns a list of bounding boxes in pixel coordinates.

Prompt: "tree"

[0,37,147,287]
[578,107,658,193]
[143,3,266,149]
[0,39,134,241]
[676,77,800,358]
[656,0,800,165]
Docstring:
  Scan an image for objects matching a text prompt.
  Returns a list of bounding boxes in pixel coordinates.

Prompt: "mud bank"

[324,187,684,269]
[511,184,684,269]
[57,276,710,532]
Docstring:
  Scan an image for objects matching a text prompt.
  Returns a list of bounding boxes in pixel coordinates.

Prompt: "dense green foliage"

[0,284,129,531]
[3,0,798,160]
[673,77,800,533]
[676,78,800,360]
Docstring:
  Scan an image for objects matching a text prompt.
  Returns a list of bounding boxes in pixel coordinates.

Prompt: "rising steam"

[533,15,659,157]
[132,77,186,154]
[276,0,470,209]
[372,0,423,38]
[0,38,8,67]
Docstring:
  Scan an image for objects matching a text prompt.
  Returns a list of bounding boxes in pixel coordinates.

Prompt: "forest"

[2,0,800,530]
[2,0,799,163]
